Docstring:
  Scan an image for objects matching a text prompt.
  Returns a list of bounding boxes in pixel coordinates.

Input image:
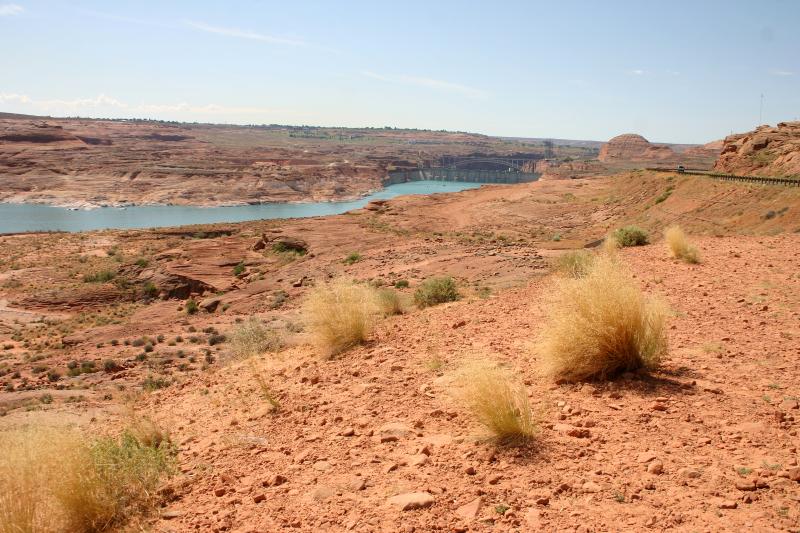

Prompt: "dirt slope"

[0,172,799,531]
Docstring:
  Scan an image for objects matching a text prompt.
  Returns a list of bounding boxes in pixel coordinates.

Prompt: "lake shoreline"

[0,181,486,234]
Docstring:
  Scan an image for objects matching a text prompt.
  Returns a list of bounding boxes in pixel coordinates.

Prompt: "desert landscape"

[0,112,726,209]
[2,2,800,531]
[1,116,800,531]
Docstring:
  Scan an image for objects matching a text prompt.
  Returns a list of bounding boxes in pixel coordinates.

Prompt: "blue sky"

[1,0,798,143]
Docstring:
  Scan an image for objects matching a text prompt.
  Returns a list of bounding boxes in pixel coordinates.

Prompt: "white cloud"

[0,3,23,16]
[184,20,306,47]
[628,69,645,76]
[0,92,292,119]
[769,69,794,76]
[361,71,486,99]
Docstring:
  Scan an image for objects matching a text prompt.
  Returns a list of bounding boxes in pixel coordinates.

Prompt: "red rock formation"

[598,133,676,162]
[714,122,800,177]
[684,139,723,159]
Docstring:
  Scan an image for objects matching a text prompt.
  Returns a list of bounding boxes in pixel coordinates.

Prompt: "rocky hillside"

[714,122,800,178]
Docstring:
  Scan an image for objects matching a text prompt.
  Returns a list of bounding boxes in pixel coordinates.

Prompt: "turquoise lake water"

[0,181,484,233]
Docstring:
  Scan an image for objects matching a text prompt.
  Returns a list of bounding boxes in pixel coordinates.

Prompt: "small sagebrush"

[539,255,667,381]
[303,279,379,357]
[664,225,700,264]
[555,250,595,278]
[455,360,536,444]
[414,276,459,308]
[0,427,173,533]
[613,226,649,247]
[229,317,284,359]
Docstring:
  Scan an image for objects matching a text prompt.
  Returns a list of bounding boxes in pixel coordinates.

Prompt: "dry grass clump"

[554,249,595,278]
[0,427,173,533]
[229,317,284,359]
[539,255,667,381]
[664,225,700,264]
[303,278,379,357]
[376,288,405,316]
[455,360,536,444]
[127,414,170,449]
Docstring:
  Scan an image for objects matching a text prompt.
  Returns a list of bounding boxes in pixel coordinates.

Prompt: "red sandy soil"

[1,171,799,531]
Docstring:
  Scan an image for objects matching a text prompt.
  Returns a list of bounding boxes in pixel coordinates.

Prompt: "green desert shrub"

[185,299,199,315]
[83,271,115,283]
[613,226,649,247]
[343,252,362,265]
[414,276,459,308]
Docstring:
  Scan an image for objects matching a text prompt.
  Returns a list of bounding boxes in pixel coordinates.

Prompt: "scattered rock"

[637,452,658,464]
[582,481,602,493]
[378,422,412,442]
[455,497,482,521]
[647,460,664,475]
[387,492,435,511]
[718,499,738,509]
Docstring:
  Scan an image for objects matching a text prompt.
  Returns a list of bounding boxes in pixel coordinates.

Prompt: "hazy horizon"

[1,0,799,144]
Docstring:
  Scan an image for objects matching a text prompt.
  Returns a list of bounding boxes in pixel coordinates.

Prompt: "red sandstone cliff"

[714,122,800,177]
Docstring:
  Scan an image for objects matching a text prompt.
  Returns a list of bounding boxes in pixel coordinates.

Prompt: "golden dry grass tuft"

[539,255,667,381]
[664,225,700,264]
[375,288,405,316]
[0,427,173,533]
[554,249,595,278]
[455,360,537,444]
[303,278,380,357]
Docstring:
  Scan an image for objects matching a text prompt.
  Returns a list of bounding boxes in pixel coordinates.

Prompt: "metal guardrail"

[646,168,800,187]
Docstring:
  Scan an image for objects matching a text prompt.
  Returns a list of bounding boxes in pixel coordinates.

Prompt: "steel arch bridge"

[440,157,537,172]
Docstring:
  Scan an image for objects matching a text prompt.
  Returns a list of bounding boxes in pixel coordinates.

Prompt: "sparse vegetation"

[664,225,700,264]
[185,299,199,315]
[141,282,158,299]
[654,186,674,204]
[303,278,379,357]
[539,255,667,381]
[232,261,246,276]
[0,427,173,533]
[229,317,284,358]
[555,249,595,278]
[414,276,459,308]
[142,375,170,391]
[343,252,362,265]
[83,270,116,283]
[613,226,649,247]
[394,279,410,289]
[455,359,536,444]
